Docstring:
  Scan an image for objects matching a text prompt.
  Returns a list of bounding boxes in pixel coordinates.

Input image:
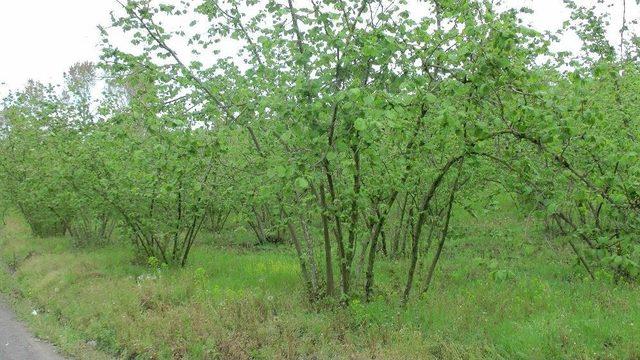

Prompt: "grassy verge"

[1,206,639,359]
[0,214,112,359]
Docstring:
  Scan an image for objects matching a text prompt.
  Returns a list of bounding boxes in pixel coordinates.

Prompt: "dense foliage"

[1,0,639,305]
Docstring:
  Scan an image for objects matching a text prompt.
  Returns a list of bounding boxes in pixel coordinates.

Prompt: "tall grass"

[1,206,639,359]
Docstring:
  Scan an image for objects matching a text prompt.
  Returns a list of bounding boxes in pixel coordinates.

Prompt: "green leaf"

[275,165,287,178]
[295,177,309,190]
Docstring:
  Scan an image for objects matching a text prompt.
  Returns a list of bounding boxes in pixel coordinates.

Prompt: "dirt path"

[0,298,66,360]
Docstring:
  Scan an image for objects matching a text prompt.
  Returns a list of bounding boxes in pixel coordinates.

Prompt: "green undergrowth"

[1,206,639,359]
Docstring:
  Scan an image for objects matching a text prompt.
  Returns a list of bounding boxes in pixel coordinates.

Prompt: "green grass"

[1,204,639,359]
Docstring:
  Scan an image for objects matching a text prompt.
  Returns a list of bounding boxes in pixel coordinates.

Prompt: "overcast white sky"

[0,0,635,98]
